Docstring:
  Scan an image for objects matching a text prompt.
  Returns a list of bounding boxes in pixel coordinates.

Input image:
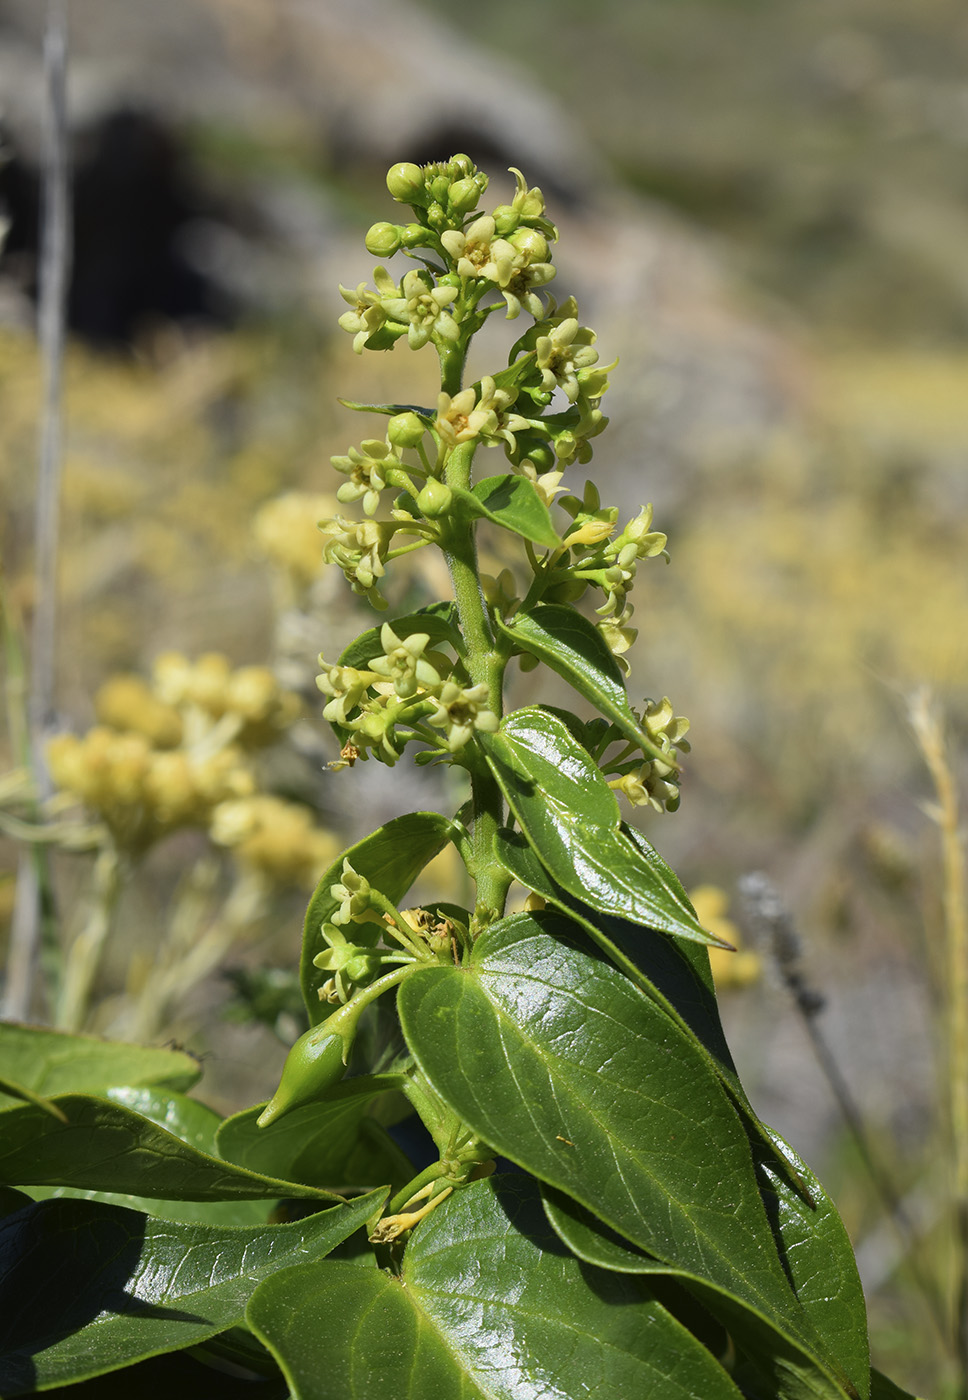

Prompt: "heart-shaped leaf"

[397,912,824,1358]
[300,812,456,1021]
[480,707,722,945]
[0,1189,385,1394]
[247,1174,744,1400]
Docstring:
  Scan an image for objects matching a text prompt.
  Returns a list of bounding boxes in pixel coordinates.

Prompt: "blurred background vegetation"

[1,0,966,1390]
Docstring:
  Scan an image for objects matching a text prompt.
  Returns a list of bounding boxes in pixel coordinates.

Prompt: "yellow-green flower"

[337,268,397,352]
[331,440,402,516]
[425,682,499,752]
[380,269,459,350]
[441,215,516,286]
[366,624,446,700]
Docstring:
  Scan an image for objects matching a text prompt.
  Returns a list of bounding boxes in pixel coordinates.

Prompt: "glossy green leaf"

[216,1081,412,1193]
[27,1184,271,1229]
[0,1094,345,1203]
[480,707,723,945]
[101,1086,224,1154]
[870,1369,923,1400]
[753,1127,870,1398]
[0,1023,202,1103]
[0,1073,67,1121]
[337,601,465,672]
[397,913,826,1359]
[497,604,669,760]
[540,1187,857,1400]
[248,1174,744,1400]
[453,474,561,548]
[300,811,456,1022]
[0,1189,385,1394]
[495,827,734,1071]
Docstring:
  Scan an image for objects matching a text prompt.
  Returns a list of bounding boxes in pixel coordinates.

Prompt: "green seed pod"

[386,162,426,205]
[387,411,426,449]
[416,479,453,518]
[257,1006,357,1127]
[365,221,402,257]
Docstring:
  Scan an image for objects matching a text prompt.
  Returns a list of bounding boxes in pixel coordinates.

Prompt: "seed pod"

[256,1008,356,1127]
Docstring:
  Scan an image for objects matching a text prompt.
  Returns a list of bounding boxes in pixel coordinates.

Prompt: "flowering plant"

[0,155,913,1400]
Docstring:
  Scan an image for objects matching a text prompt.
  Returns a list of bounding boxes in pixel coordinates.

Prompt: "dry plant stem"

[910,688,968,1386]
[128,868,269,1043]
[6,0,72,1021]
[56,843,122,1032]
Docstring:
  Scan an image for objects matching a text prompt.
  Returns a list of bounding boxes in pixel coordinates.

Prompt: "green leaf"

[101,1086,224,1154]
[216,1083,412,1193]
[754,1127,870,1398]
[0,1188,32,1219]
[337,398,434,419]
[480,706,723,945]
[496,827,733,1069]
[336,601,465,672]
[0,1073,67,1121]
[396,912,857,1388]
[454,474,561,548]
[0,1023,202,1102]
[870,1369,923,1400]
[248,1174,744,1400]
[540,1187,857,1400]
[0,1189,385,1394]
[0,1094,346,1203]
[300,811,456,1022]
[497,603,670,760]
[26,1185,271,1229]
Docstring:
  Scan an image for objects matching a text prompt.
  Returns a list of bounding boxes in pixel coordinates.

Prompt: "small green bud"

[416,479,453,517]
[400,222,432,249]
[256,1003,358,1127]
[508,227,548,263]
[546,578,588,605]
[365,221,402,257]
[448,177,480,215]
[491,204,519,236]
[387,412,426,448]
[428,174,451,205]
[387,162,426,204]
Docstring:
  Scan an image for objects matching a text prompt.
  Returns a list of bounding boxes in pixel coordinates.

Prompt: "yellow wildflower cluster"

[45,654,309,864]
[253,491,338,588]
[210,796,340,889]
[689,886,762,991]
[46,725,253,851]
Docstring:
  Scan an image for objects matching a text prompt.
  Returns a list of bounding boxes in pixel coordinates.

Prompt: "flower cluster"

[322,153,684,806]
[607,697,691,813]
[46,655,314,861]
[316,623,498,767]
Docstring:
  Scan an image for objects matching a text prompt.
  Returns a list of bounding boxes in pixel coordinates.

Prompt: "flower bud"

[447,177,480,215]
[364,221,402,257]
[416,479,453,518]
[400,222,432,249]
[508,228,548,264]
[491,204,519,236]
[387,411,426,448]
[386,162,426,205]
